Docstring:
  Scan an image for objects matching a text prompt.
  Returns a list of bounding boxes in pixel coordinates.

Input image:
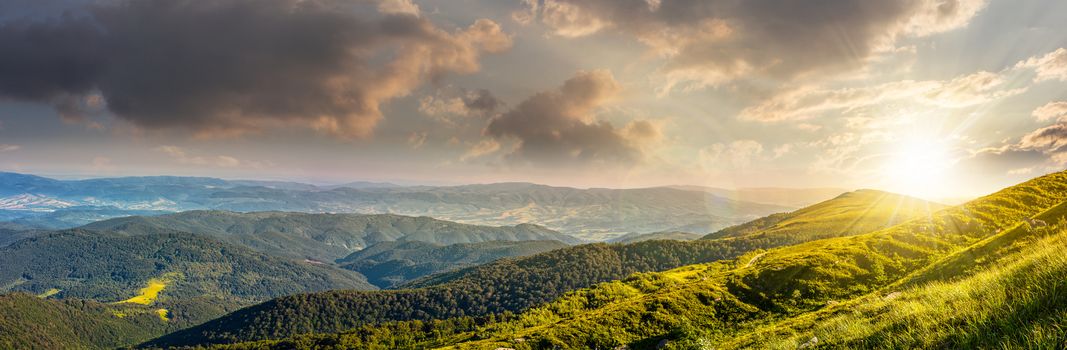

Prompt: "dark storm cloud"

[485,70,660,165]
[517,0,985,89]
[0,14,104,102]
[0,0,510,137]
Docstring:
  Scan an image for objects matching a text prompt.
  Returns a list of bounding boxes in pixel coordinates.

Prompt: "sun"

[883,138,955,197]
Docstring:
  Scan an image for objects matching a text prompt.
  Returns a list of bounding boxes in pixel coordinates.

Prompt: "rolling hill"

[0,229,376,327]
[337,240,570,289]
[0,293,175,349]
[703,189,946,241]
[80,211,580,262]
[719,199,1067,349]
[141,188,942,348]
[214,170,1067,349]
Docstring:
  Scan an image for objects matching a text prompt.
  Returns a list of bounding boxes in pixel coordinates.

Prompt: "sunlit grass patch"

[119,280,166,305]
[117,272,182,305]
[36,288,60,299]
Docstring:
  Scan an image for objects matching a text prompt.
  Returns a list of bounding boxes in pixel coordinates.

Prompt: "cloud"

[1017,48,1067,82]
[407,131,428,149]
[0,0,511,138]
[1019,124,1067,152]
[0,144,20,152]
[377,0,419,15]
[156,145,264,168]
[484,70,657,165]
[517,0,985,91]
[969,115,1067,172]
[460,139,502,161]
[418,88,502,123]
[740,69,1024,122]
[1033,101,1067,122]
[957,145,1054,175]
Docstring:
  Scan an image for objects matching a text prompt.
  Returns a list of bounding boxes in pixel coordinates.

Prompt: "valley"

[1,2,1062,348]
[0,172,1064,350]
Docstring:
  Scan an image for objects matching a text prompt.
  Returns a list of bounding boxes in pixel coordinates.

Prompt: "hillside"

[142,240,763,348]
[719,199,1067,349]
[195,170,1067,349]
[0,172,791,239]
[81,211,580,261]
[0,222,38,247]
[338,240,570,289]
[608,231,702,243]
[703,189,945,241]
[669,186,848,208]
[0,293,174,349]
[142,188,939,348]
[0,230,375,326]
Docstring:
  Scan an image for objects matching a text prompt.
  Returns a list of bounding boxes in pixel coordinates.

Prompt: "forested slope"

[196,170,1067,349]
[144,189,943,347]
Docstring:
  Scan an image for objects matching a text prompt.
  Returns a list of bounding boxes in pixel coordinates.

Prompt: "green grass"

[720,224,1067,349]
[705,189,945,242]
[36,288,60,299]
[204,171,1067,350]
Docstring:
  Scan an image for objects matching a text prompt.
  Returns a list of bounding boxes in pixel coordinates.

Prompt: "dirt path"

[744,252,767,268]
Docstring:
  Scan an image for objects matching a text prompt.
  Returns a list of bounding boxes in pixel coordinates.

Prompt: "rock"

[798,336,818,349]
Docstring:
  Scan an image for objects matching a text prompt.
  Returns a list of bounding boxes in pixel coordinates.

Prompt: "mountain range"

[0,172,820,239]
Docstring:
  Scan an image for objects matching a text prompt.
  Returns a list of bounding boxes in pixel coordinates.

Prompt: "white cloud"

[1017,48,1067,82]
[377,0,420,16]
[0,144,20,152]
[740,69,1025,122]
[1033,101,1067,122]
[156,145,265,168]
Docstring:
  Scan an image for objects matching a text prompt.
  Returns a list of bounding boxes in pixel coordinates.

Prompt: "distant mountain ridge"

[0,172,793,239]
[667,185,849,207]
[608,231,702,243]
[80,210,580,262]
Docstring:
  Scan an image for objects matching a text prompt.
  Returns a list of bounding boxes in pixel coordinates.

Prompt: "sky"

[1,0,1066,200]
